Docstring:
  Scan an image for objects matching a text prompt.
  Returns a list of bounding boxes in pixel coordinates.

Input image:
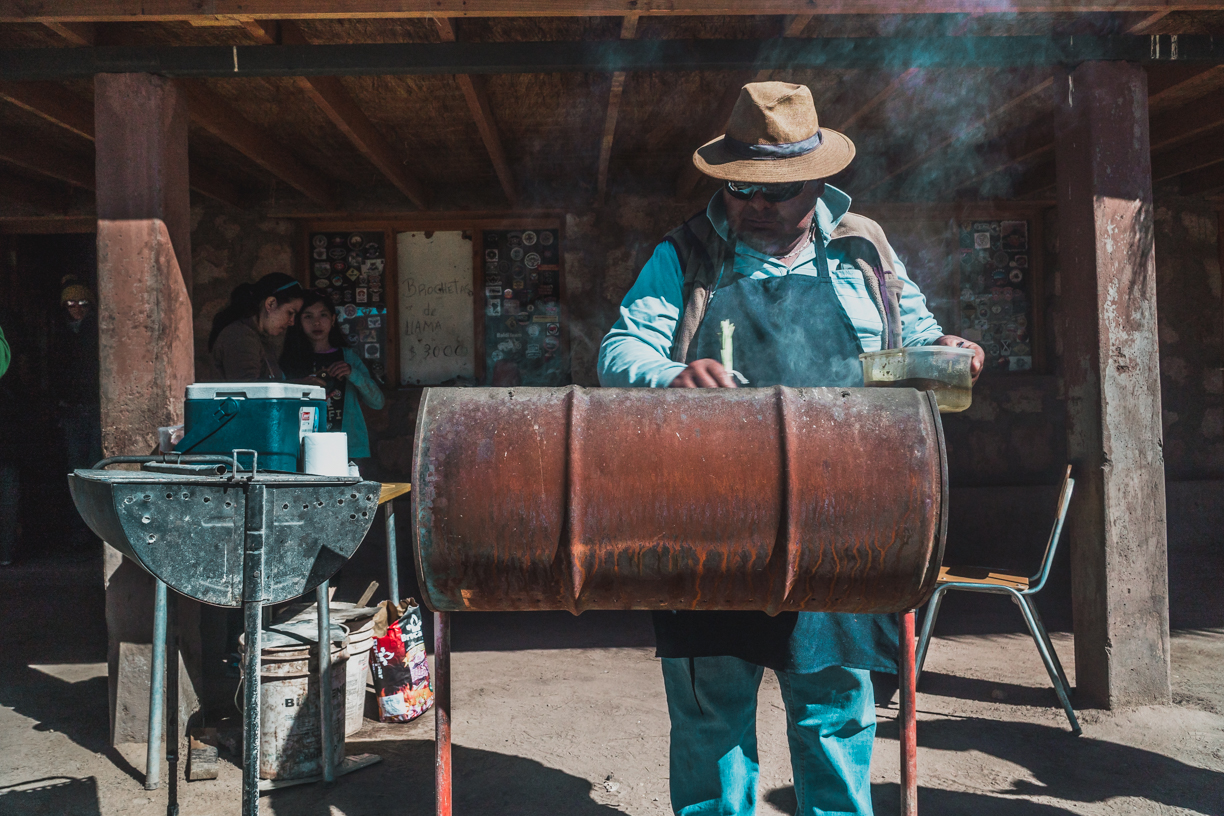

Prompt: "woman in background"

[208,273,304,381]
[281,289,385,466]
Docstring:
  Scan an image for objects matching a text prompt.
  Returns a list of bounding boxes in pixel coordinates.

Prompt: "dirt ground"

[1,556,1222,816]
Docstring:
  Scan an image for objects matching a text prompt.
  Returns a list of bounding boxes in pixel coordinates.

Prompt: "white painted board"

[397,230,476,385]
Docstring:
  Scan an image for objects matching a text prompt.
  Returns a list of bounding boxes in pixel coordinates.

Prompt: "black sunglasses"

[724,180,809,203]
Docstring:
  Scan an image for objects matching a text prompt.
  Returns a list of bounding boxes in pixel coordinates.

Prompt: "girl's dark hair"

[279,289,348,377]
[208,273,304,351]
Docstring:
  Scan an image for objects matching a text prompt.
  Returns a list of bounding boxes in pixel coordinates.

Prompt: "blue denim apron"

[654,241,900,675]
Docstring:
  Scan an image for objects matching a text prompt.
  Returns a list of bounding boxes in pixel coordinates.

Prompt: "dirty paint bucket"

[312,602,377,736]
[240,619,348,780]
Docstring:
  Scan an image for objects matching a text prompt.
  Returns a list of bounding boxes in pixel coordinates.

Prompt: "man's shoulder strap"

[664,211,728,363]
[829,212,896,271]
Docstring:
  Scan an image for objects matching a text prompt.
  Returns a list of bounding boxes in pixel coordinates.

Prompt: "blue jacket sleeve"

[597,242,690,389]
[891,255,945,347]
[343,349,386,410]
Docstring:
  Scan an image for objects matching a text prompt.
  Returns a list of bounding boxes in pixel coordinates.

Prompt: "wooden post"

[94,73,199,746]
[1054,61,1171,709]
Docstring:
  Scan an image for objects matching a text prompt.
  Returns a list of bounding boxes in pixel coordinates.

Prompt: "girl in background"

[208,273,304,381]
[281,289,385,465]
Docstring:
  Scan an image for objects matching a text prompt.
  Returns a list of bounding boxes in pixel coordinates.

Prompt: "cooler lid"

[186,382,326,401]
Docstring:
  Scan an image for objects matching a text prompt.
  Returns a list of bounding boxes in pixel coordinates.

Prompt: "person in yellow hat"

[599,82,984,816]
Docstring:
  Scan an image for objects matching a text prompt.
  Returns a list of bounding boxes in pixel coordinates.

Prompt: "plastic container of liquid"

[859,346,974,413]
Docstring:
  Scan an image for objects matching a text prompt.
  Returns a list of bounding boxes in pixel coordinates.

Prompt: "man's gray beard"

[732,228,810,259]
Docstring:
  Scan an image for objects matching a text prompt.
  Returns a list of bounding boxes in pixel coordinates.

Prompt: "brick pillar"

[94,74,200,745]
[1054,62,1171,708]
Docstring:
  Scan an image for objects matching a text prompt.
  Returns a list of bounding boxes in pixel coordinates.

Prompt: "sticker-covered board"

[308,230,389,384]
[956,220,1033,373]
[480,228,567,386]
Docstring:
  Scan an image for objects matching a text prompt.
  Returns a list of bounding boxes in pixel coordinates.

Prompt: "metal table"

[70,453,381,816]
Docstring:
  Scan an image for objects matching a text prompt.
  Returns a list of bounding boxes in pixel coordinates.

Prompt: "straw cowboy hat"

[693,81,855,183]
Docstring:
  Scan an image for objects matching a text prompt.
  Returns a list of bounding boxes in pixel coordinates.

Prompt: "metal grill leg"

[166,589,180,816]
[435,611,451,816]
[145,579,167,791]
[386,503,399,606]
[899,609,918,816]
[317,581,336,783]
[242,484,267,816]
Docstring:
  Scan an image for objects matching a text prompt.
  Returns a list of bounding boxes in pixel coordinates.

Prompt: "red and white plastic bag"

[370,599,434,722]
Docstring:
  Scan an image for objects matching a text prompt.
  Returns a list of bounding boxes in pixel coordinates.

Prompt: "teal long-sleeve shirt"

[598,186,945,388]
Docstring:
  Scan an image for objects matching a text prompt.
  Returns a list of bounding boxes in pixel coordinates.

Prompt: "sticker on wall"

[348,233,364,247]
[367,315,382,328]
[487,300,502,317]
[510,246,524,261]
[356,288,368,303]
[344,305,357,318]
[330,248,346,259]
[524,253,541,269]
[539,231,554,246]
[315,279,330,289]
[974,232,991,249]
[522,231,537,246]
[313,235,328,248]
[364,344,380,358]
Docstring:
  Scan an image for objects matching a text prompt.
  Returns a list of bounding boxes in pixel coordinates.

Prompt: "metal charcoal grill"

[70,454,381,816]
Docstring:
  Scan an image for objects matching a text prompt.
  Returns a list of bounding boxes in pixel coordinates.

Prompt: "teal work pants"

[661,656,876,816]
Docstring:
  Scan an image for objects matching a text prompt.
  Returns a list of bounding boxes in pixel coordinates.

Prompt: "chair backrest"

[1028,464,1075,593]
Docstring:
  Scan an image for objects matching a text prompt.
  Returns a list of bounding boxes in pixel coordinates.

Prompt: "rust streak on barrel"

[412,386,946,615]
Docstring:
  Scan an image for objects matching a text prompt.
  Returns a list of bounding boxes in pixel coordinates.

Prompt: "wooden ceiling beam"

[838,67,919,132]
[272,21,431,208]
[0,80,248,208]
[434,17,517,207]
[1126,10,1172,34]
[1149,87,1224,152]
[595,13,640,209]
[179,81,336,207]
[955,124,1053,190]
[0,80,94,139]
[41,21,94,45]
[0,169,73,212]
[860,76,1052,194]
[0,135,93,189]
[1151,132,1224,181]
[3,2,1221,23]
[1179,162,1224,196]
[1013,159,1054,197]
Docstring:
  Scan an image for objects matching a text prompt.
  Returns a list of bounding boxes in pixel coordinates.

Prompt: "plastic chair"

[915,465,1081,735]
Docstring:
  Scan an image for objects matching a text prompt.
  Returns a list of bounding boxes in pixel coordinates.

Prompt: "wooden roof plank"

[179,80,336,207]
[839,66,919,132]
[3,2,1222,23]
[596,14,640,208]
[41,21,94,45]
[0,169,73,212]
[279,20,431,208]
[434,17,518,207]
[1151,132,1224,181]
[0,80,248,208]
[0,134,93,188]
[860,75,1053,194]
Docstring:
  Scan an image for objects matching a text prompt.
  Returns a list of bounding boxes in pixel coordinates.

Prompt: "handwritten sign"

[397,231,476,385]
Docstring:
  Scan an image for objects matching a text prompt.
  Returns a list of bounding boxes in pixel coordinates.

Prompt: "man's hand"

[934,335,985,382]
[668,358,738,388]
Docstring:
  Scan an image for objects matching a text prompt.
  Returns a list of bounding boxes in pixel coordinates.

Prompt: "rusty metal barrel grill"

[412,385,947,616]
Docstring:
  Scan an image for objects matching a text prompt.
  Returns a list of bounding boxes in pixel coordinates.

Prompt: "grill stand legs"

[146,580,167,791]
[385,502,399,606]
[242,483,267,816]
[435,611,451,816]
[899,609,918,816]
[317,580,336,783]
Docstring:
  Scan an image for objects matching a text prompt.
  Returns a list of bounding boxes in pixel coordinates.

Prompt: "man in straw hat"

[598,82,984,815]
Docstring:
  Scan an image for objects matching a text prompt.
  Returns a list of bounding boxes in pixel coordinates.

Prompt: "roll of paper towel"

[302,432,349,476]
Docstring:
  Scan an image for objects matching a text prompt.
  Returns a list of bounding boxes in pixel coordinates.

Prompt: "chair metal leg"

[915,586,946,684]
[1015,593,1081,735]
[1026,600,1072,692]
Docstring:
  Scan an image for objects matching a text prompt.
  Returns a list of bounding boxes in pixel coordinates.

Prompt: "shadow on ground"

[875,716,1224,815]
[0,776,101,816]
[917,670,1069,709]
[765,783,1082,814]
[267,740,624,816]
